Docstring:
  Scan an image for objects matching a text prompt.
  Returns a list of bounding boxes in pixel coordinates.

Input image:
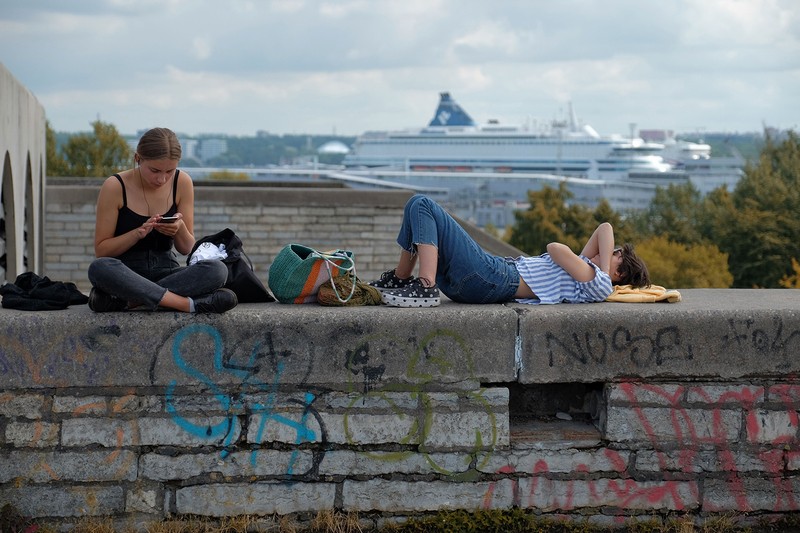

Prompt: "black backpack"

[187,228,274,303]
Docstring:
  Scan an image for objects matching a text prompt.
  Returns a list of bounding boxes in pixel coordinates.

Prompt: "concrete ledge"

[4,289,800,524]
[2,289,798,391]
[519,288,800,383]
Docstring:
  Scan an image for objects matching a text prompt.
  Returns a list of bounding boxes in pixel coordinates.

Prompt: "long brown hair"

[618,243,650,287]
[135,127,182,162]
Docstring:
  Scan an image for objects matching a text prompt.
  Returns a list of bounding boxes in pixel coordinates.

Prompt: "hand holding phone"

[159,215,180,224]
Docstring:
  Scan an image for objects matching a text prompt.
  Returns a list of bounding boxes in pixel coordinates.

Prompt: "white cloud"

[1,0,797,135]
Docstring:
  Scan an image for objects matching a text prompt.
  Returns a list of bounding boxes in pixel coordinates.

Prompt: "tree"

[635,235,732,288]
[45,121,70,176]
[710,131,800,287]
[627,182,706,245]
[59,120,131,177]
[206,170,250,181]
[780,258,800,288]
[508,183,596,254]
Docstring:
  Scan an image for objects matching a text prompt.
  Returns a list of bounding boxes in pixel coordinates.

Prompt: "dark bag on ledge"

[0,272,89,310]
[188,228,274,303]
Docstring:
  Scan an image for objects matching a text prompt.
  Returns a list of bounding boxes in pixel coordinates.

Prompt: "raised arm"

[580,222,615,275]
[546,222,616,282]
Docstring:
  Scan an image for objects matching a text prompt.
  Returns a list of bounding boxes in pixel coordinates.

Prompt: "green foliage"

[627,183,706,245]
[710,131,800,287]
[205,170,250,181]
[45,121,70,176]
[507,181,735,288]
[205,134,355,167]
[508,183,597,255]
[780,258,800,288]
[636,235,733,288]
[50,120,131,177]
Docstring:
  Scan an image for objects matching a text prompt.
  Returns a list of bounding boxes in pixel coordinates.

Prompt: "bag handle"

[316,251,357,303]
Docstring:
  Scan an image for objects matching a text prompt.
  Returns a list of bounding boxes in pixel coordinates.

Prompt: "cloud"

[1,0,797,135]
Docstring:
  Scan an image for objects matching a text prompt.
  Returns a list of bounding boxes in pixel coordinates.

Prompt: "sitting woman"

[87,127,237,313]
[370,194,650,307]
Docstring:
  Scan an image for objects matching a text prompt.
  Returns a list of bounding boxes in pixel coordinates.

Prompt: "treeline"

[507,130,800,289]
[50,124,357,168]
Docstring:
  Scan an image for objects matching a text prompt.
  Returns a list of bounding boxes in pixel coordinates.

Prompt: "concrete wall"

[0,63,47,282]
[2,290,800,529]
[44,182,417,294]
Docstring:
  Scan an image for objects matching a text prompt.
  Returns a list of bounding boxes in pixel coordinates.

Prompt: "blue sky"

[1,0,798,137]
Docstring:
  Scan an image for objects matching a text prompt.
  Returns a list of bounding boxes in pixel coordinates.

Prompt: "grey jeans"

[88,249,228,310]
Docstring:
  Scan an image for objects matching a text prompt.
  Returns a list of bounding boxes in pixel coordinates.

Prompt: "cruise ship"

[339,93,743,226]
[343,92,678,179]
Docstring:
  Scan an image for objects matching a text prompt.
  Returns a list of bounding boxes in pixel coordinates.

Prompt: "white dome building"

[317,141,350,155]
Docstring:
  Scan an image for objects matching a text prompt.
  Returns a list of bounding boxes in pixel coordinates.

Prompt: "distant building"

[180,138,200,161]
[198,138,228,161]
[317,141,350,155]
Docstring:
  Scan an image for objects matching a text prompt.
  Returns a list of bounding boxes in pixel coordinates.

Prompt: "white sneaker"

[380,279,441,308]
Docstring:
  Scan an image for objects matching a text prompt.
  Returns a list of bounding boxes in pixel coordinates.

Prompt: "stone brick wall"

[44,181,415,294]
[2,293,800,528]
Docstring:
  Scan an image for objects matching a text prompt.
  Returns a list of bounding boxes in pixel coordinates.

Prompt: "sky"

[1,0,798,138]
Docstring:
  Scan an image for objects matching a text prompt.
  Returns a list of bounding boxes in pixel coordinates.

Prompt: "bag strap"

[316,251,357,303]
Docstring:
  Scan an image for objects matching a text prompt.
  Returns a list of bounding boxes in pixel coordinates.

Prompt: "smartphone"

[159,216,179,224]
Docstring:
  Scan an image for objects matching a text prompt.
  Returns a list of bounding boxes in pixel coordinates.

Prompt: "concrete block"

[0,393,45,419]
[62,416,241,447]
[516,478,699,511]
[342,479,515,511]
[704,476,800,512]
[141,449,314,480]
[321,391,419,410]
[318,450,474,476]
[636,448,784,474]
[604,407,741,444]
[176,482,336,515]
[0,450,137,483]
[0,486,124,517]
[52,395,108,415]
[424,411,509,449]
[768,383,800,406]
[607,383,685,405]
[5,421,59,448]
[482,448,630,476]
[126,485,161,514]
[748,409,799,443]
[685,384,766,406]
[317,412,419,445]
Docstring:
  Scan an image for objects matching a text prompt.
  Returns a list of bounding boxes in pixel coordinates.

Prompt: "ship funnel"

[428,92,476,127]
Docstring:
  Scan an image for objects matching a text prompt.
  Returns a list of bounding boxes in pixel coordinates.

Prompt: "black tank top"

[113,170,180,254]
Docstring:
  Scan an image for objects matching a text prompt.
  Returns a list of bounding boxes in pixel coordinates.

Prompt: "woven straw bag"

[268,244,356,304]
[317,274,382,306]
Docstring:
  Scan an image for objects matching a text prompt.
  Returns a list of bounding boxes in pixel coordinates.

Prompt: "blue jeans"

[88,249,228,310]
[397,195,519,303]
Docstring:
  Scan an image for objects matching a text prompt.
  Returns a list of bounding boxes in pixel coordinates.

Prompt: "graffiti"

[484,380,800,514]
[546,325,693,368]
[0,327,114,386]
[342,329,499,477]
[723,316,800,360]
[153,324,501,479]
[156,323,326,476]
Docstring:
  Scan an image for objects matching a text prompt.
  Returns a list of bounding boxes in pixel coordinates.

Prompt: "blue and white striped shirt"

[513,253,613,305]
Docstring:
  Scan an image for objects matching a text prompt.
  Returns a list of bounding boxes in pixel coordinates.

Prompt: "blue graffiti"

[163,324,325,473]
